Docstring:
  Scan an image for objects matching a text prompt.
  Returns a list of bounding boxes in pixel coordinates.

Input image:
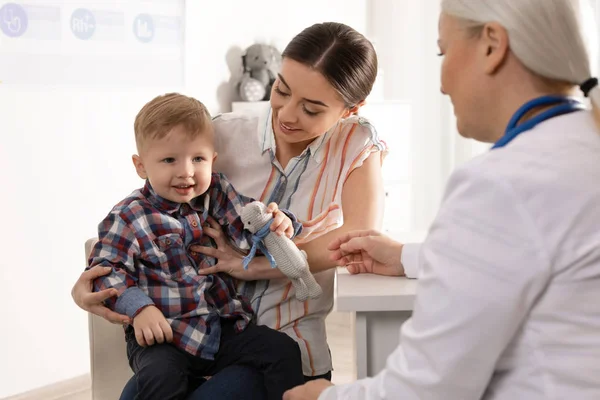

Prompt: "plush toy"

[240,201,322,302]
[238,43,281,102]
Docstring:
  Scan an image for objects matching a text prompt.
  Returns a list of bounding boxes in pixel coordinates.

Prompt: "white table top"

[335,268,418,312]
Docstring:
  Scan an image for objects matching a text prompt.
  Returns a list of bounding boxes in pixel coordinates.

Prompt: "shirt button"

[165,239,172,245]
[190,251,197,256]
[191,220,198,227]
[280,176,286,182]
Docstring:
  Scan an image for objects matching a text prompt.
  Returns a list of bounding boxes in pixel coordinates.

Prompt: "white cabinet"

[231,101,269,113]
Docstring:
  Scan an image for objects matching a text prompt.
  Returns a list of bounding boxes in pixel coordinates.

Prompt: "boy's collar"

[142,181,207,215]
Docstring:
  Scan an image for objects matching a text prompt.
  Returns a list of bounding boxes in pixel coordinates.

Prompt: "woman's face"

[438,13,489,140]
[270,58,350,148]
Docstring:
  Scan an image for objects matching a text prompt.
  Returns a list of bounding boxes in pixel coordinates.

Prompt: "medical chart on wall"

[0,0,184,87]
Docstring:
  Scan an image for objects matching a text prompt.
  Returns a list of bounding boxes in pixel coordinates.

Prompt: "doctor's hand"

[328,229,405,276]
[283,379,333,400]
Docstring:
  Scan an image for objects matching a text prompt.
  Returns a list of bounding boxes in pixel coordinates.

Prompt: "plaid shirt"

[87,172,301,359]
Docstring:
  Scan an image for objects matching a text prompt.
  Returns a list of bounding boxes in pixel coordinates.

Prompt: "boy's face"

[132,124,216,204]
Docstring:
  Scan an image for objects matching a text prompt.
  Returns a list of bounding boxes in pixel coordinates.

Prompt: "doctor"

[284,0,600,399]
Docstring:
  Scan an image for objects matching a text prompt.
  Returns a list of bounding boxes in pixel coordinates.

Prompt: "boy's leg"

[211,319,304,400]
[126,328,191,400]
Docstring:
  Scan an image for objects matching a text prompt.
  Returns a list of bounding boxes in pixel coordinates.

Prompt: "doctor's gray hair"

[441,0,600,128]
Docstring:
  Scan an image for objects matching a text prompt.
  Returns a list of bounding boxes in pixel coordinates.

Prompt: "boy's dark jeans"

[125,319,304,400]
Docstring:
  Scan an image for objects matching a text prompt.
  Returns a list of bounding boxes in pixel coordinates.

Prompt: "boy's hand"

[266,202,294,238]
[133,305,173,347]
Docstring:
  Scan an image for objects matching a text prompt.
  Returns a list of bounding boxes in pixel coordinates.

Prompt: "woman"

[72,22,390,399]
[285,0,600,399]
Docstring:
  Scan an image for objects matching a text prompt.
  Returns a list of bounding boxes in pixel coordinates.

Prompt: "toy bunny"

[240,201,322,302]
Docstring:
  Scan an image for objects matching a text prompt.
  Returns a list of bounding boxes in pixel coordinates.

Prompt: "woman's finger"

[205,216,220,228]
[202,225,227,246]
[79,266,113,281]
[197,265,222,275]
[190,245,219,258]
[89,304,131,325]
[86,288,119,304]
[202,225,221,238]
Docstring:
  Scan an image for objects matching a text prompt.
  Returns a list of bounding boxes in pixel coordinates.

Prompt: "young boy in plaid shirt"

[87,93,304,400]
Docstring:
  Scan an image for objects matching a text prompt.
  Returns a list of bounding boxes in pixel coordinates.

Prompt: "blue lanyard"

[492,95,586,149]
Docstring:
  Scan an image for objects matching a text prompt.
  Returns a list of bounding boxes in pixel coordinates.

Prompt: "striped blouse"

[213,103,386,376]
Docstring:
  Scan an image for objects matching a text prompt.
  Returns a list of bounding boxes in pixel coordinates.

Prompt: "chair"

[85,238,133,400]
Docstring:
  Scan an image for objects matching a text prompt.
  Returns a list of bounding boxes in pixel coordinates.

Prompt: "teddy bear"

[240,201,323,302]
[238,44,281,102]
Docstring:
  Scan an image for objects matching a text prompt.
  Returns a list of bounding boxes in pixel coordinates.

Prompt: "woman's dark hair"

[282,22,378,108]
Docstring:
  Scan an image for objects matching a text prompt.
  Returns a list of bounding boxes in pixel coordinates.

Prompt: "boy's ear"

[132,154,147,179]
[212,152,218,164]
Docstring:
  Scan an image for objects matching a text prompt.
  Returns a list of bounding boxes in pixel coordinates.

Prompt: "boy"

[87,93,304,400]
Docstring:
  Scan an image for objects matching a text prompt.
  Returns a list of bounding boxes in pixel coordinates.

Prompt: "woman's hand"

[190,217,259,280]
[266,202,295,238]
[71,266,131,324]
[328,229,405,276]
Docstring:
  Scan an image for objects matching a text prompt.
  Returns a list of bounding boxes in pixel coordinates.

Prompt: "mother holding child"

[72,21,396,399]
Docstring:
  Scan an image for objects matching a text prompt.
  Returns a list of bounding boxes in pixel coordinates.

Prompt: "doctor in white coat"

[284,0,600,399]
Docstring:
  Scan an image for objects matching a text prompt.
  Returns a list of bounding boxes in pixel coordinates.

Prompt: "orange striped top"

[212,103,386,376]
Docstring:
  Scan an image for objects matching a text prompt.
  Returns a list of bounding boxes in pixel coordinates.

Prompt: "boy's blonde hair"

[134,93,212,151]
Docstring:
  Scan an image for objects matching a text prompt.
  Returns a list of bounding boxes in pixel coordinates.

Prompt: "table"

[335,268,418,379]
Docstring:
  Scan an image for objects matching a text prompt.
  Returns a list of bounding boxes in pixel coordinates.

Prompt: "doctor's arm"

[328,230,422,278]
[318,169,552,400]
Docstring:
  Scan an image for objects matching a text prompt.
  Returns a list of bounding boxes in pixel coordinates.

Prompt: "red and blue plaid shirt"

[87,172,300,359]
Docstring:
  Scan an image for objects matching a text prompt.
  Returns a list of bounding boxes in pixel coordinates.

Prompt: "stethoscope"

[492,95,587,149]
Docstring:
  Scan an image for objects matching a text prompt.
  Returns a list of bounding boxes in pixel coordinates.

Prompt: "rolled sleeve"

[115,287,155,318]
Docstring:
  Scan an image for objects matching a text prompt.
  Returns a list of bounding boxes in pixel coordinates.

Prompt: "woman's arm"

[193,151,385,279]
[71,266,131,325]
[299,151,385,273]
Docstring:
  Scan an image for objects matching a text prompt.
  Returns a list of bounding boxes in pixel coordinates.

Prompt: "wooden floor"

[65,311,355,399]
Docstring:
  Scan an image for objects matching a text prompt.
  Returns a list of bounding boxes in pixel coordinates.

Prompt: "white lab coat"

[321,111,600,399]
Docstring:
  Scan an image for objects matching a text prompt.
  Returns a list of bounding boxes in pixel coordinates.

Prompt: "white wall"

[0,0,367,397]
[184,0,368,115]
[366,0,446,232]
[0,0,185,395]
